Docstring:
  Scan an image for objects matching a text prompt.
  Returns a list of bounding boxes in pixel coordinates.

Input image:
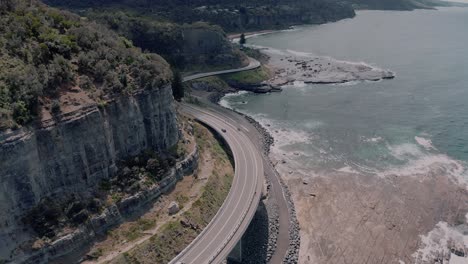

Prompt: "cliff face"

[193,2,356,32]
[82,10,247,71]
[14,146,199,264]
[0,85,179,259]
[348,0,440,10]
[44,0,357,32]
[180,25,246,70]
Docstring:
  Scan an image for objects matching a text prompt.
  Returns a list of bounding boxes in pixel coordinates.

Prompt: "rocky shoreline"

[260,47,395,86]
[227,109,301,264]
[192,42,398,263]
[224,90,467,264]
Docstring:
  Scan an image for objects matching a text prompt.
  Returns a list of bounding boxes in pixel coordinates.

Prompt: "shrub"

[0,2,170,130]
[51,99,60,114]
[78,75,94,90]
[104,71,123,93]
[171,70,184,101]
[12,101,31,125]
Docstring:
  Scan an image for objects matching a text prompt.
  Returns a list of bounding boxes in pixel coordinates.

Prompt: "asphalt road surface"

[171,56,290,264]
[170,104,264,264]
[198,102,292,264]
[182,57,261,82]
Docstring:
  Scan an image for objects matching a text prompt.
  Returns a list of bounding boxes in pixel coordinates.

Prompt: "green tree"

[0,0,16,13]
[171,70,184,102]
[239,33,246,46]
[12,101,31,125]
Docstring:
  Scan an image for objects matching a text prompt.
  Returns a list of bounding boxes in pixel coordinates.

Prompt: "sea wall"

[0,85,179,261]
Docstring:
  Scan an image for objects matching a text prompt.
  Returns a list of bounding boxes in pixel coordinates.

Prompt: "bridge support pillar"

[227,239,242,263]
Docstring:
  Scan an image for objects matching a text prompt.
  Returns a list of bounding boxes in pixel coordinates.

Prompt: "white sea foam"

[220,92,311,157]
[382,138,467,185]
[388,143,424,159]
[363,136,384,143]
[330,80,362,86]
[364,79,383,83]
[240,112,320,175]
[415,136,437,150]
[247,45,289,56]
[292,80,307,87]
[286,49,317,58]
[412,222,468,264]
[379,152,467,185]
[336,166,359,174]
[253,112,467,184]
[218,91,249,109]
[259,112,467,185]
[301,120,323,130]
[219,92,468,186]
[250,114,311,149]
[331,57,388,71]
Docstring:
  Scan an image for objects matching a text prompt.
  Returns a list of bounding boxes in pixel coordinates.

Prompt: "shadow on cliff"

[196,120,235,169]
[228,200,269,264]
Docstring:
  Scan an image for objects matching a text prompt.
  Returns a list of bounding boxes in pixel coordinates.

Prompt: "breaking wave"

[219,93,468,186]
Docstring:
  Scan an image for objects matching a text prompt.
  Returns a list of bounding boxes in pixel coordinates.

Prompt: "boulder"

[168,201,180,215]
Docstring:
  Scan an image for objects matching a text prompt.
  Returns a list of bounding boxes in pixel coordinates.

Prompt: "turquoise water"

[222,8,468,178]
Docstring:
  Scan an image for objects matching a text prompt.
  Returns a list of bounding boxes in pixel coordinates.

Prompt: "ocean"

[221,8,468,263]
[222,7,468,184]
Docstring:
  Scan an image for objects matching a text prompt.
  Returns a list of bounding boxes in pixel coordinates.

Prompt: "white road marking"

[173,105,263,264]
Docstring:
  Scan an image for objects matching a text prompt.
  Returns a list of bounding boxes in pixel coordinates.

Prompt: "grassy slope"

[221,66,271,85]
[108,122,234,264]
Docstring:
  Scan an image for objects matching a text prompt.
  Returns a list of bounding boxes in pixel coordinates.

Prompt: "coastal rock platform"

[262,48,395,86]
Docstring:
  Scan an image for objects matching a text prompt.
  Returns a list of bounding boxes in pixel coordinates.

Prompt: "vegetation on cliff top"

[44,0,459,34]
[349,0,454,10]
[44,0,357,32]
[0,0,171,130]
[85,11,223,67]
[83,11,246,72]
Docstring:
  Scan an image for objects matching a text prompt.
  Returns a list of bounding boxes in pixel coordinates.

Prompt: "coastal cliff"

[179,24,246,70]
[190,1,356,32]
[45,0,357,33]
[0,85,180,261]
[83,11,248,71]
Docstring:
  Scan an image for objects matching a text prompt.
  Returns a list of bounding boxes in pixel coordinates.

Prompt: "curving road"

[170,56,290,264]
[191,101,292,264]
[182,57,261,82]
[171,104,264,264]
